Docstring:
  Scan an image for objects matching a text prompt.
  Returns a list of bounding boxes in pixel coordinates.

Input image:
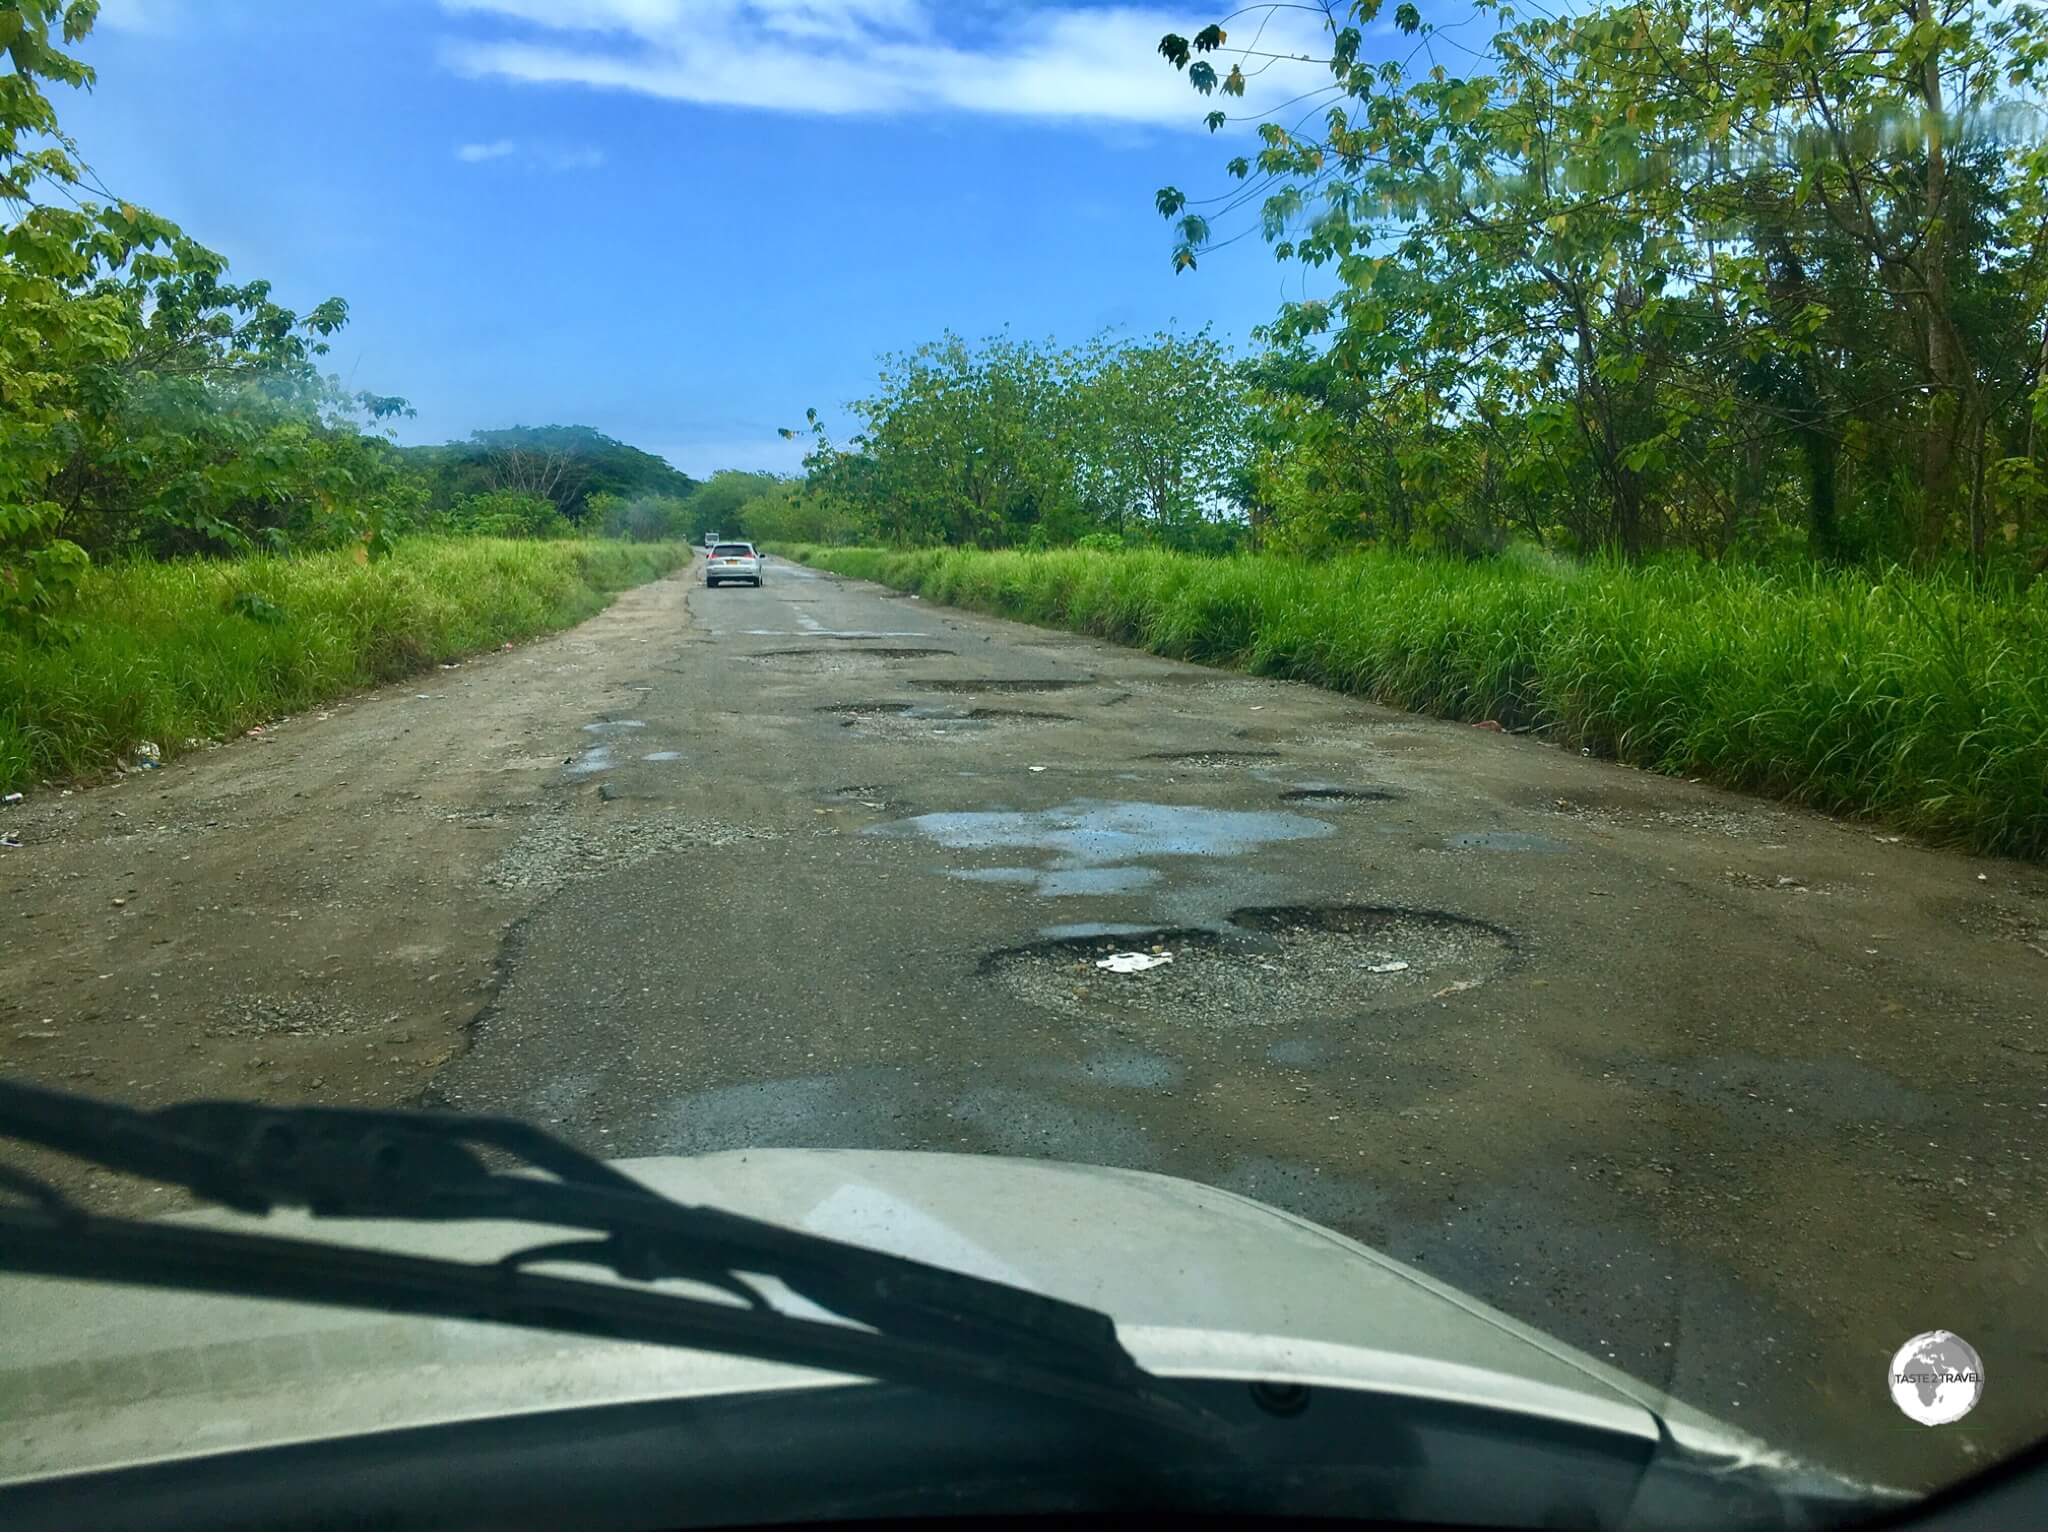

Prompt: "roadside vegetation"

[787,544,2048,860]
[766,0,2048,858]
[0,538,688,793]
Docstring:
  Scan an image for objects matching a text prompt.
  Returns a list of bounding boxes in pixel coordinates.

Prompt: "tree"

[1150,0,2048,567]
[1077,329,1250,545]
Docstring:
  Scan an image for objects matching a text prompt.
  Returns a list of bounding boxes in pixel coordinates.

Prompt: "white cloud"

[455,139,608,171]
[94,0,181,32]
[437,0,1335,126]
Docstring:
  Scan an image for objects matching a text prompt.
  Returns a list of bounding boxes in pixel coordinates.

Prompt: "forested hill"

[401,426,698,526]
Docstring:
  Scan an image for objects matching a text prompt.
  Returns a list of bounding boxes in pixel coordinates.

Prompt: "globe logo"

[1889,1331,1984,1425]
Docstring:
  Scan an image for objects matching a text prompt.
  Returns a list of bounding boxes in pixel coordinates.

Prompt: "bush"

[448,490,570,539]
[0,537,690,790]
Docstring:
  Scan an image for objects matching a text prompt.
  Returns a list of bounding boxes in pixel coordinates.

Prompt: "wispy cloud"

[454,138,607,170]
[436,0,1334,126]
[95,0,182,32]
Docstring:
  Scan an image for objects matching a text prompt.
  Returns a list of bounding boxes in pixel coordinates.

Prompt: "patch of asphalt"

[486,805,776,895]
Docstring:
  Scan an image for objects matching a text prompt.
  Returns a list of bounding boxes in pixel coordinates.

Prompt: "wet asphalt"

[429,556,2048,1492]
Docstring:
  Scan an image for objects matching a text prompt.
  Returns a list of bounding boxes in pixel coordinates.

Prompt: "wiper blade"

[0,1079,1228,1444]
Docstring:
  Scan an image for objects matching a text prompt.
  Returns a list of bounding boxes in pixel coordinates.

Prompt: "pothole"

[744,648,953,672]
[821,702,1071,739]
[1140,749,1285,768]
[1280,787,1400,806]
[985,905,1514,1027]
[909,679,1092,695]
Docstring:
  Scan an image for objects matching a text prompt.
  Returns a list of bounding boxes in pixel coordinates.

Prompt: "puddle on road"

[877,800,1329,902]
[581,720,647,734]
[950,864,1163,896]
[875,799,1330,862]
[563,745,614,778]
[822,701,1074,739]
[1038,921,1163,941]
[641,751,683,762]
[1444,830,1569,853]
[984,904,1514,1029]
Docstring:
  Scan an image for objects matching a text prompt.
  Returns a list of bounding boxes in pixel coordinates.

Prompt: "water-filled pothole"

[985,904,1514,1027]
[1280,787,1400,806]
[745,647,954,671]
[910,678,1092,695]
[1140,749,1286,768]
[822,701,1072,738]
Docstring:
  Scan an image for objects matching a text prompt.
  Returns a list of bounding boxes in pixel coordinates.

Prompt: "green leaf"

[1193,24,1227,52]
[1158,32,1190,68]
[1155,186,1187,217]
[1189,60,1218,94]
[1206,110,1227,131]
[1394,3,1421,32]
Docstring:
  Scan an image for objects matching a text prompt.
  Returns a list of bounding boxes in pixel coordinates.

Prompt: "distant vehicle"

[705,541,762,588]
[702,532,718,551]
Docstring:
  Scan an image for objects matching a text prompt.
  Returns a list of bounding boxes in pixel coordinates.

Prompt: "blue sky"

[61,0,1368,478]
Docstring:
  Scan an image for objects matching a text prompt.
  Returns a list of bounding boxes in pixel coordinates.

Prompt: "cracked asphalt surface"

[6,554,2046,1490]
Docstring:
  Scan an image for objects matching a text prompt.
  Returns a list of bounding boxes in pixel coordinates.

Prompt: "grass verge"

[1,537,691,792]
[784,544,2048,861]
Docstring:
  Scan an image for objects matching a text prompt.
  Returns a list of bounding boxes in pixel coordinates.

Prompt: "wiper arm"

[0,1079,1228,1444]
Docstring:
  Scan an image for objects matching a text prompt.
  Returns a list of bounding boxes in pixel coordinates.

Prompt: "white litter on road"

[1096,951,1174,974]
[1365,960,1410,974]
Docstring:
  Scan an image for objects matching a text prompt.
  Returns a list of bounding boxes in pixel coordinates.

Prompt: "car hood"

[0,1149,1851,1493]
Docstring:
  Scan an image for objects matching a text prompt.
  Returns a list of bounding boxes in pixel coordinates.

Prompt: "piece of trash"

[134,740,162,768]
[439,663,460,670]
[1774,875,1806,888]
[0,834,21,849]
[1471,720,1504,732]
[414,693,431,701]
[1873,834,1903,844]
[245,726,264,737]
[111,897,126,907]
[1248,705,1263,711]
[1976,873,1988,882]
[501,642,514,651]
[1432,978,1480,998]
[1028,765,1047,773]
[1365,960,1410,974]
[1096,951,1174,974]
[2,792,21,804]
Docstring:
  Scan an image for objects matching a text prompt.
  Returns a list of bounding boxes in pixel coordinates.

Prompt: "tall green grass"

[1,538,690,792]
[785,544,2048,860]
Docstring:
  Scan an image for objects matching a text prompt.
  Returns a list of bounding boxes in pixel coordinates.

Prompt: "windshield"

[1,0,2042,1522]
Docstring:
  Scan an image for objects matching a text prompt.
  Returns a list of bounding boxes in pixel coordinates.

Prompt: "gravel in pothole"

[984,906,1514,1029]
[1139,749,1286,769]
[206,995,383,1038]
[487,809,774,894]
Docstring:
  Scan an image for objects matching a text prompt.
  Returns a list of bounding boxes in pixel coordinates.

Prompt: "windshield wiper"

[0,1078,1229,1445]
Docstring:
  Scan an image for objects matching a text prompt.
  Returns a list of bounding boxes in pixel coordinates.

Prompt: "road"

[4,555,2045,1490]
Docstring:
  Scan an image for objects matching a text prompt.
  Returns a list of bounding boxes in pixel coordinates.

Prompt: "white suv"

[705,541,762,588]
